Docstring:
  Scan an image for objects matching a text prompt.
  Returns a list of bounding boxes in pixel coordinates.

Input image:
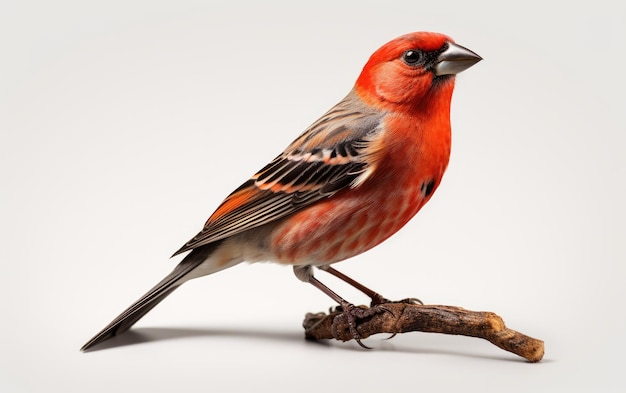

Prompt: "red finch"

[82,31,481,351]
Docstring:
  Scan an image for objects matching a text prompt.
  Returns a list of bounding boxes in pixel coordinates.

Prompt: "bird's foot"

[370,295,423,307]
[368,296,423,340]
[331,301,392,349]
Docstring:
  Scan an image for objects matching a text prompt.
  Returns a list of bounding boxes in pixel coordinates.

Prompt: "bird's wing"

[172,92,385,256]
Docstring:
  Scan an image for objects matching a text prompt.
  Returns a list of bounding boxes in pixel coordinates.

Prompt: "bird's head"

[355,32,481,110]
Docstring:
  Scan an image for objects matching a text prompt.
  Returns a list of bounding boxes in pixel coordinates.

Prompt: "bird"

[81,31,481,351]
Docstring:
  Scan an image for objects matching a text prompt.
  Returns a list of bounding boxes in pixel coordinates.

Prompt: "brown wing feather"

[172,91,384,256]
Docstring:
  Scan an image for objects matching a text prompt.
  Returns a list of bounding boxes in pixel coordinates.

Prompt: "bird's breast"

[269,116,451,266]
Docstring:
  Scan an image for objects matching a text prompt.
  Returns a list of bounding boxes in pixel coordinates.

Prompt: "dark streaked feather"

[172,91,384,256]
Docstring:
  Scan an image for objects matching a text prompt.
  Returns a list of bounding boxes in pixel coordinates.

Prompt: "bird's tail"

[81,243,222,351]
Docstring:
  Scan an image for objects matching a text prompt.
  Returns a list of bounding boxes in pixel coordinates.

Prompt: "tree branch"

[303,303,544,362]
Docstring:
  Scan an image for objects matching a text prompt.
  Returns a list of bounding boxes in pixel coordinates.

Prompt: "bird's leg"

[294,265,388,349]
[318,265,423,306]
[307,276,388,349]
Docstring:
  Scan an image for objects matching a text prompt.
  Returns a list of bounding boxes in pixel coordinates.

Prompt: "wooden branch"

[303,303,544,362]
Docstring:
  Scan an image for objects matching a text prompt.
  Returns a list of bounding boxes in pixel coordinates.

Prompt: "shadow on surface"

[82,326,307,352]
[82,325,543,363]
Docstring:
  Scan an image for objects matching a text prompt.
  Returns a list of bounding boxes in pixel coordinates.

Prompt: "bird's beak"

[434,42,482,76]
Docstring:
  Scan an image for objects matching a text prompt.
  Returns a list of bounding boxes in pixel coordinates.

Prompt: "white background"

[2,0,624,391]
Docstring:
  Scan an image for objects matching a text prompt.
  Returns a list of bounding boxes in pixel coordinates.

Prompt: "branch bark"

[303,303,544,362]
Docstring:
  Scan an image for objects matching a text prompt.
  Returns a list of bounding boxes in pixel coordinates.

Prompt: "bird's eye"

[403,50,422,64]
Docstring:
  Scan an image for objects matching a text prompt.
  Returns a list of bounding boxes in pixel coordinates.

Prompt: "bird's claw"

[331,301,391,349]
[370,297,422,340]
[397,297,423,305]
[370,296,423,307]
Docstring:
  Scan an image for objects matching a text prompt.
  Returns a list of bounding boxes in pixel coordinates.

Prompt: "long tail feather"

[81,244,218,351]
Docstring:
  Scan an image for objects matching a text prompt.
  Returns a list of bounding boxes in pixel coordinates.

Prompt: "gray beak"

[434,42,482,76]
